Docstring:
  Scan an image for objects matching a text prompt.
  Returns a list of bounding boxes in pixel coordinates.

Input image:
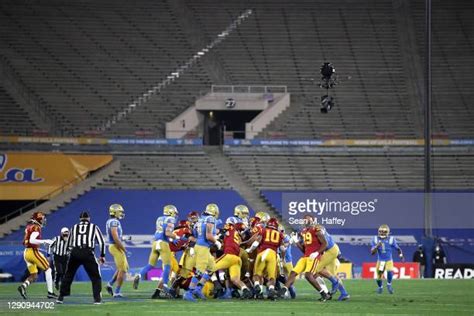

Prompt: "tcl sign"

[362,262,420,279]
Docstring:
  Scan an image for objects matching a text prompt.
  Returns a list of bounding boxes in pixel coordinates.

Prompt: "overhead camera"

[320,62,337,89]
[320,95,335,113]
[319,62,337,113]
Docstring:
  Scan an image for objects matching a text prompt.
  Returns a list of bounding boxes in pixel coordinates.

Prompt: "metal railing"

[210,85,287,94]
[0,168,93,224]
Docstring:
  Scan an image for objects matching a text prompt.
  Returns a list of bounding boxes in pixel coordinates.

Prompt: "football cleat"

[387,284,394,294]
[113,293,124,298]
[183,290,196,302]
[18,285,27,300]
[318,292,331,302]
[93,301,103,305]
[267,288,277,300]
[133,275,140,290]
[289,286,296,299]
[241,288,253,299]
[47,292,58,299]
[192,288,207,300]
[151,289,161,299]
[105,284,114,296]
[56,296,64,304]
[254,284,263,295]
[338,293,350,301]
[219,289,232,299]
[377,287,383,294]
[330,281,340,295]
[278,286,288,298]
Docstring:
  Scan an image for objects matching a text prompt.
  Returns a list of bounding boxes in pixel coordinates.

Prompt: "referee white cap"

[61,227,69,234]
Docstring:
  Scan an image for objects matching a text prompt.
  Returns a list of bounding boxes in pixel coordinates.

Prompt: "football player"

[214,217,252,299]
[371,224,404,294]
[312,224,350,301]
[183,203,221,302]
[278,224,296,299]
[150,204,180,297]
[251,217,285,300]
[279,215,330,301]
[18,212,56,299]
[105,204,128,298]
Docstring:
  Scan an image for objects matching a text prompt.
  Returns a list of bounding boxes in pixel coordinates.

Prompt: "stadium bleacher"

[0,0,211,137]
[231,149,474,191]
[0,0,471,139]
[0,85,38,135]
[98,151,231,189]
[410,0,474,138]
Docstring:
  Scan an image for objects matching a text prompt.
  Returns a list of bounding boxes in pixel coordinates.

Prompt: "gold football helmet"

[378,224,390,239]
[255,211,270,223]
[234,205,250,219]
[163,204,178,217]
[109,204,125,219]
[205,203,220,218]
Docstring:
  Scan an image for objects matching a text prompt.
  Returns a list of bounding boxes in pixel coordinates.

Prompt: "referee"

[57,211,106,304]
[49,227,70,291]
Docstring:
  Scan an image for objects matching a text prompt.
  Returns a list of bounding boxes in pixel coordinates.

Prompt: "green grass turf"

[0,279,473,315]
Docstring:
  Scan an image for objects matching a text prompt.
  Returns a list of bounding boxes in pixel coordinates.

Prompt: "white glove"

[189,247,195,257]
[309,251,319,260]
[290,232,299,244]
[214,240,222,250]
[42,239,54,246]
[155,241,161,251]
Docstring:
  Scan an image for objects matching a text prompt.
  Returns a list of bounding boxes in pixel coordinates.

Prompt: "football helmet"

[255,211,270,223]
[234,205,250,219]
[267,218,279,230]
[204,203,219,218]
[249,216,261,228]
[31,212,46,227]
[226,217,239,225]
[109,204,125,219]
[278,224,285,233]
[187,211,199,223]
[177,220,190,229]
[378,224,390,239]
[164,205,178,217]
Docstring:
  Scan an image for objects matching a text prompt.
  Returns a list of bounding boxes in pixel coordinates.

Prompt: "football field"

[1,279,473,315]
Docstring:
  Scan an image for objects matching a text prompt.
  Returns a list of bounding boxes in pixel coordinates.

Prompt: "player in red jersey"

[251,218,285,300]
[18,212,56,299]
[279,215,331,301]
[214,218,252,299]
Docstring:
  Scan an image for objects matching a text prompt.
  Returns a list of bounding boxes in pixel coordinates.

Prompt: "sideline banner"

[337,263,353,279]
[362,262,420,279]
[0,152,112,200]
[433,264,474,279]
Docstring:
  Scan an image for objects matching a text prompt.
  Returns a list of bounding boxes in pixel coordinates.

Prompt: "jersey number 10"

[264,230,280,243]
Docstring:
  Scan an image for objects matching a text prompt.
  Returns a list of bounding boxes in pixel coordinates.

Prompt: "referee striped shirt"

[49,236,69,256]
[68,220,106,257]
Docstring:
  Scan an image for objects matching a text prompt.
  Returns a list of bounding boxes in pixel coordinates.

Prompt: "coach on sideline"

[57,211,106,304]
